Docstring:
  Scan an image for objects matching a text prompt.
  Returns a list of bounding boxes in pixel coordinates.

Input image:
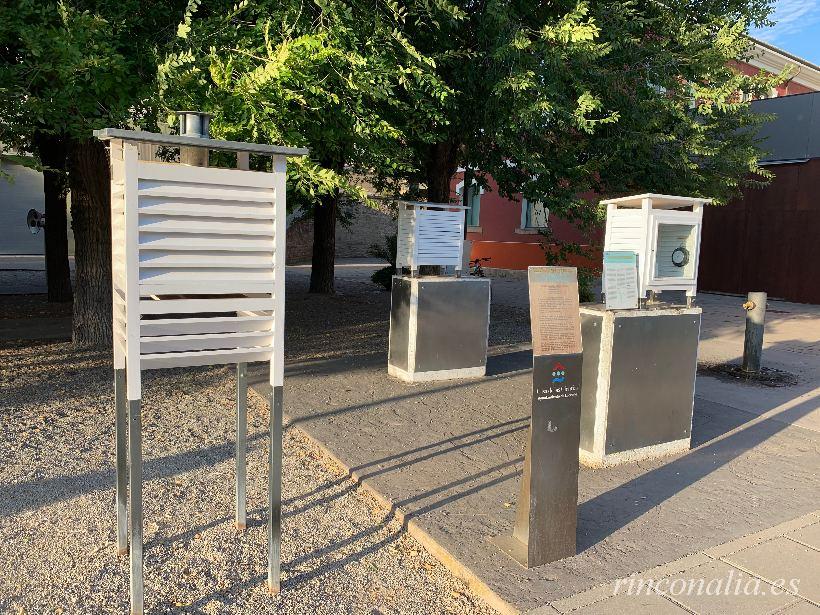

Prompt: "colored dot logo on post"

[551,362,566,383]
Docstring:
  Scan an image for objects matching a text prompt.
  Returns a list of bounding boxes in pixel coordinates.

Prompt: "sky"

[750,0,820,65]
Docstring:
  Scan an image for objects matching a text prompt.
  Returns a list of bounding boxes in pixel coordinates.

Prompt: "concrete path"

[0,255,75,295]
[545,510,820,614]
[247,262,820,614]
[491,275,820,435]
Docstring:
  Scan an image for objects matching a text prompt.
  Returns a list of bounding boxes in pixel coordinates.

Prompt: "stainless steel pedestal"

[388,276,491,382]
[579,304,701,467]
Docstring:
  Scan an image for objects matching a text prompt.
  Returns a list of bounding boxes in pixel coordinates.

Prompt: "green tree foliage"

[0,0,789,316]
[158,0,450,292]
[0,0,187,342]
[367,233,398,290]
[395,0,784,256]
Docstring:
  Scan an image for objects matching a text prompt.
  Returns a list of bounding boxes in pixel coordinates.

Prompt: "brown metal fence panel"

[698,158,820,304]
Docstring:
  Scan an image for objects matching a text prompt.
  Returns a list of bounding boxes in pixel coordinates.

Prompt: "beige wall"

[286,200,396,263]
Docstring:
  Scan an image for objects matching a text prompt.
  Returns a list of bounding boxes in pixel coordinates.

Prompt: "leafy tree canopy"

[0,0,185,151]
[158,0,452,209]
[394,0,784,234]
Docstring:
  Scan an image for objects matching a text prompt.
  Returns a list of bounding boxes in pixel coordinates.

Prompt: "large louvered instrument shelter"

[395,200,469,275]
[601,193,710,302]
[94,126,307,615]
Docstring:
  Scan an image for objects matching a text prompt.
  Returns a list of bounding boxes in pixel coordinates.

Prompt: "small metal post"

[235,363,248,530]
[115,369,128,555]
[268,386,284,594]
[128,399,144,615]
[742,291,767,373]
[686,295,694,308]
[176,110,211,167]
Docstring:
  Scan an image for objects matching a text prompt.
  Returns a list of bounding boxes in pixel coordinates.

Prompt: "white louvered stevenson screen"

[415,209,463,266]
[395,202,467,273]
[112,143,283,373]
[601,193,708,300]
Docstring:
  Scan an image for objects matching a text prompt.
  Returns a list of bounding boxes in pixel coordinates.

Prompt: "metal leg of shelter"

[128,398,144,615]
[236,363,248,530]
[268,385,284,595]
[115,369,128,555]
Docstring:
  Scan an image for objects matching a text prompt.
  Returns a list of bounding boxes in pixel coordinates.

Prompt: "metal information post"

[95,124,307,614]
[494,266,583,567]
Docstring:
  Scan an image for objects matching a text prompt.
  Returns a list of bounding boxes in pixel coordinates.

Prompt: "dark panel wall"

[699,158,820,304]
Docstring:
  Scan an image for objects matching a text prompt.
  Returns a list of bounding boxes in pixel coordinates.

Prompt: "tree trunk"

[309,189,338,294]
[425,141,460,203]
[69,138,112,347]
[33,133,72,303]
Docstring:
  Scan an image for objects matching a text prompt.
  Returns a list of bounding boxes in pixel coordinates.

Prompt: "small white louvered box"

[395,201,468,274]
[601,193,710,301]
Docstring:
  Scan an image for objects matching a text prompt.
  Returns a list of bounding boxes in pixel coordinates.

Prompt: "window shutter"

[530,201,549,228]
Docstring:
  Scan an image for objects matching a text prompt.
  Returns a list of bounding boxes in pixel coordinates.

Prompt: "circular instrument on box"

[671,245,689,268]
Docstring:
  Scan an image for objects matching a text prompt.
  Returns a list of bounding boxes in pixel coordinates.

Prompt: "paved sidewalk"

[0,255,75,295]
[491,274,820,434]
[545,510,820,614]
[247,263,820,614]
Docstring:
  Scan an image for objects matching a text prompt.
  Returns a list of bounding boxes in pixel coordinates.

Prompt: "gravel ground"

[0,342,496,614]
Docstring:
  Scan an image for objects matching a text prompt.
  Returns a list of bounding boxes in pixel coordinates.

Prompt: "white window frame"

[455,179,484,228]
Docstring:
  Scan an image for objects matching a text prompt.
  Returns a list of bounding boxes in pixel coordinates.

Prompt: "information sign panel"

[495,266,582,567]
[528,266,582,355]
[603,251,639,310]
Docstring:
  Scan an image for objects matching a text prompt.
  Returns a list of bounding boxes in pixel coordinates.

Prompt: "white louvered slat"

[138,234,274,252]
[138,215,274,237]
[138,184,274,203]
[139,268,273,283]
[137,159,277,189]
[139,296,275,315]
[140,347,274,370]
[140,330,273,354]
[138,199,274,219]
[139,282,274,296]
[140,316,273,337]
[139,251,273,268]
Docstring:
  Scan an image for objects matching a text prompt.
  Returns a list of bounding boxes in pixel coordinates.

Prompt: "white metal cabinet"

[601,193,709,300]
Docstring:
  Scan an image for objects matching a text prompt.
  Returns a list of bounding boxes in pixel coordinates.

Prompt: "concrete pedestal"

[388,276,490,382]
[579,304,701,467]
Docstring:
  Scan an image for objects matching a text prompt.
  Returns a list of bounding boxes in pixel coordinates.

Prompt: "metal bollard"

[742,291,767,373]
